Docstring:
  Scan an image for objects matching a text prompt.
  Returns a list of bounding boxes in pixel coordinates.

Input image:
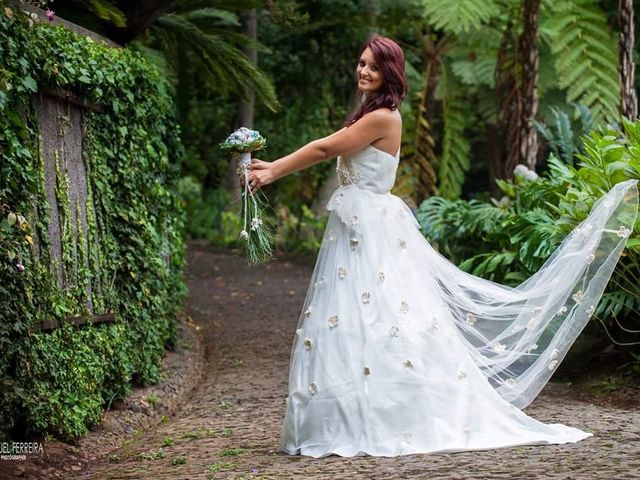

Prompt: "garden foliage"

[0,4,186,440]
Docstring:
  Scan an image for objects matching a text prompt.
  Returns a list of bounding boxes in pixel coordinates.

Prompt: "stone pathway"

[78,244,640,479]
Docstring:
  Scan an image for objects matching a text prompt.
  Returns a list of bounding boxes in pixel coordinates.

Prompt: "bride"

[244,35,639,458]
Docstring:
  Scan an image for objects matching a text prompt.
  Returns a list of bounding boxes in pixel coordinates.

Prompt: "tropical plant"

[418,119,640,345]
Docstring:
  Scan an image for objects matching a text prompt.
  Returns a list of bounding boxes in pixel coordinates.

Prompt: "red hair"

[344,35,408,127]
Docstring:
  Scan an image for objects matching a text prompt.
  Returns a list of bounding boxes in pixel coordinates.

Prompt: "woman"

[245,35,638,458]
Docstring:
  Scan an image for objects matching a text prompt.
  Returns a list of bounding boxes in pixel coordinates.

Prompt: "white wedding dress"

[278,143,639,458]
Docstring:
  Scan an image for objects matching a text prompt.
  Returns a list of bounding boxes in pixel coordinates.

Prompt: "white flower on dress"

[398,238,407,250]
[240,230,249,239]
[616,225,631,238]
[328,315,339,328]
[378,271,385,282]
[556,305,567,316]
[548,360,559,370]
[337,267,347,279]
[403,360,414,369]
[315,276,327,289]
[349,237,360,250]
[303,338,313,350]
[309,383,318,395]
[465,313,477,326]
[505,378,516,388]
[389,325,400,337]
[549,348,559,360]
[303,307,312,318]
[587,253,596,265]
[351,215,359,226]
[492,342,507,353]
[527,343,539,353]
[572,290,584,305]
[457,371,468,380]
[586,305,595,318]
[400,301,409,313]
[362,291,372,304]
[363,366,371,376]
[511,325,525,334]
[329,230,338,241]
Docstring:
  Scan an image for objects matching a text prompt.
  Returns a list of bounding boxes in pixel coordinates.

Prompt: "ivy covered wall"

[0,4,187,440]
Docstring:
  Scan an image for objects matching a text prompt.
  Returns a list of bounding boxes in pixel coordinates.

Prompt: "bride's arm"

[272,110,392,179]
[246,109,394,192]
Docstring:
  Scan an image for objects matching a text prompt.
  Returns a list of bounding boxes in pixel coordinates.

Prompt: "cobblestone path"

[80,245,640,479]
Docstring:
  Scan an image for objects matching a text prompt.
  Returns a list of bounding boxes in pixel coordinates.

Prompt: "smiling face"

[356,47,384,93]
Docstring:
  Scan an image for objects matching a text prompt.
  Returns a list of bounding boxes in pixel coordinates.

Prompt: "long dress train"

[278,143,639,458]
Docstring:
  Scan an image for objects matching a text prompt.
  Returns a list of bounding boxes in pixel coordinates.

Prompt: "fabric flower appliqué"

[351,215,359,226]
[389,325,400,337]
[329,230,338,241]
[309,383,318,395]
[378,271,385,282]
[526,343,539,353]
[505,378,516,388]
[616,225,631,238]
[303,338,313,350]
[556,305,567,316]
[349,237,360,250]
[337,267,347,279]
[400,301,409,313]
[457,371,467,380]
[403,360,414,369]
[363,366,371,376]
[465,313,477,326]
[572,290,584,305]
[586,305,595,318]
[362,291,372,304]
[586,253,596,265]
[328,315,339,329]
[303,307,312,318]
[492,342,507,353]
[315,276,327,289]
[398,238,407,250]
[548,360,559,370]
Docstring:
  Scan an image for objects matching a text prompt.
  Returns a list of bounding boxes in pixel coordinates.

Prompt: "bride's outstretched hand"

[245,158,278,194]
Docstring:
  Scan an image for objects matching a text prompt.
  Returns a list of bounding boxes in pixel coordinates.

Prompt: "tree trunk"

[224,9,257,211]
[619,0,638,120]
[519,0,541,169]
[409,34,448,205]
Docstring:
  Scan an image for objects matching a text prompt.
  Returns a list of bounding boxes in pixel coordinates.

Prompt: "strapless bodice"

[336,144,399,193]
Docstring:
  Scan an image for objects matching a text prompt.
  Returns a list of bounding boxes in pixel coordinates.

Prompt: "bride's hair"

[344,35,408,127]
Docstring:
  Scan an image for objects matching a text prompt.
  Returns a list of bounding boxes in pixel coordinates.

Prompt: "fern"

[422,0,501,34]
[437,87,471,199]
[542,1,619,122]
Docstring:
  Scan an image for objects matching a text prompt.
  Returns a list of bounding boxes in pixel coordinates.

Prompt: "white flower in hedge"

[513,164,539,181]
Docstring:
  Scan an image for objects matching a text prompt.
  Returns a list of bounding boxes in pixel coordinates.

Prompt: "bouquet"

[219,127,274,264]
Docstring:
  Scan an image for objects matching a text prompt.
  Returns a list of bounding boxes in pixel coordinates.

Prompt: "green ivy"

[0,4,186,440]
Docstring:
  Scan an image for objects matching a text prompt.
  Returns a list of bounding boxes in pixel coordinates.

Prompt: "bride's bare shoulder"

[360,108,402,125]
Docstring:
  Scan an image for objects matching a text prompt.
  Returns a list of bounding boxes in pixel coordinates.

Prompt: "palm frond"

[153,14,279,111]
